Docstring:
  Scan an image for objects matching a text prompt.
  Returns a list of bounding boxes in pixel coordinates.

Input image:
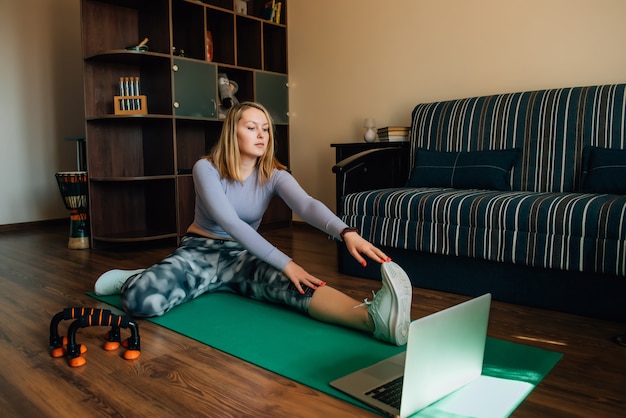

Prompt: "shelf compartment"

[84,55,172,117]
[89,178,177,244]
[86,118,174,178]
[172,0,206,60]
[81,0,170,56]
[236,16,262,69]
[175,119,222,172]
[217,66,254,104]
[177,175,196,234]
[263,23,287,73]
[206,7,235,65]
[274,125,289,167]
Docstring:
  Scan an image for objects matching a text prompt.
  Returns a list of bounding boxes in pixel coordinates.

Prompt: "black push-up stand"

[49,307,140,367]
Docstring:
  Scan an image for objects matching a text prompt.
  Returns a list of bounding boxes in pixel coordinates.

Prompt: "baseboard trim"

[0,218,66,233]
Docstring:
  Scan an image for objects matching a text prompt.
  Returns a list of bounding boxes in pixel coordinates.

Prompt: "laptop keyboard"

[365,376,404,409]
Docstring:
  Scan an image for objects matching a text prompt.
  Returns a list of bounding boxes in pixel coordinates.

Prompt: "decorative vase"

[364,128,376,143]
[364,118,376,143]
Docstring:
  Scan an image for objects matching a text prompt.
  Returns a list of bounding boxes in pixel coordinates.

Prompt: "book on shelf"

[274,1,282,24]
[378,126,409,142]
[263,1,283,24]
[378,126,409,134]
[379,135,409,142]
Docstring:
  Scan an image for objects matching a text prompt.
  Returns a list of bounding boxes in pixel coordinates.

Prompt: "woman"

[95,102,412,345]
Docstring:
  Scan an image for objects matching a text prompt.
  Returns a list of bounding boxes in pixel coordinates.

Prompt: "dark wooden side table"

[330,141,410,214]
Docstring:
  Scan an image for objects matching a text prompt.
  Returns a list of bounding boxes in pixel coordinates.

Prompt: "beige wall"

[0,0,84,225]
[287,0,626,212]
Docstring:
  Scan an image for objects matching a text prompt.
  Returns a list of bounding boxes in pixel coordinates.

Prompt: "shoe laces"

[354,290,376,308]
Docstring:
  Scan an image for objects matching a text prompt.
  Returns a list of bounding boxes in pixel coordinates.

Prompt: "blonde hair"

[207,102,286,184]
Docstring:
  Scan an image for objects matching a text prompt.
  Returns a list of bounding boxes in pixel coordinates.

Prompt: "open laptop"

[330,293,491,418]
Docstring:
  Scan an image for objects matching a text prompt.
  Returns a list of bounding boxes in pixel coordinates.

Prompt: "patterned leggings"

[120,234,315,318]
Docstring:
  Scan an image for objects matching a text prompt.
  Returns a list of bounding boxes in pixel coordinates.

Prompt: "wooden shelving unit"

[80,0,290,248]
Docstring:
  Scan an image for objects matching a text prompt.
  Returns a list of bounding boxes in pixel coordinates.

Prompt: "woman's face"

[237,107,269,162]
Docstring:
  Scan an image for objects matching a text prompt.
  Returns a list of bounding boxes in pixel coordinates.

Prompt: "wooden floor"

[0,222,625,417]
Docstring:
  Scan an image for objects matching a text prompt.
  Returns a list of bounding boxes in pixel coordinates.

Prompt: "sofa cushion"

[407,148,519,191]
[341,187,626,276]
[581,146,626,194]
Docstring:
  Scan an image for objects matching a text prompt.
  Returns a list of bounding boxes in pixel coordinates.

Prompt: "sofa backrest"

[408,84,626,193]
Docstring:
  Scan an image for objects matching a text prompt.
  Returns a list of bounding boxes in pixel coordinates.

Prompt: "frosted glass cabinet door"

[255,72,288,125]
[173,58,218,118]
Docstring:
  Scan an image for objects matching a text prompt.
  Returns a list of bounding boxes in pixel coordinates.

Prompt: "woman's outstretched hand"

[282,232,389,293]
[283,261,327,294]
[343,231,391,267]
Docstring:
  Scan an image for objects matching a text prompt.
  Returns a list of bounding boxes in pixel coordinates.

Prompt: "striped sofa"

[333,84,626,320]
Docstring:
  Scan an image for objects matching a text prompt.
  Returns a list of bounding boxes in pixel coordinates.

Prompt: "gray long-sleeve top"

[192,158,349,271]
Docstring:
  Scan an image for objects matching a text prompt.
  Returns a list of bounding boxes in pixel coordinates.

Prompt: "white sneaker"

[94,269,144,296]
[357,261,412,346]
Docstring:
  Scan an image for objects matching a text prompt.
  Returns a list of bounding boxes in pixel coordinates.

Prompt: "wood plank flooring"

[0,222,625,417]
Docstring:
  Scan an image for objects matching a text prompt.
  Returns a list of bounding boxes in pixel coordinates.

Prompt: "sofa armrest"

[332,147,410,214]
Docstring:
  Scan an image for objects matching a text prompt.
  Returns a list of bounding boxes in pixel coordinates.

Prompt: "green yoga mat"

[89,292,562,417]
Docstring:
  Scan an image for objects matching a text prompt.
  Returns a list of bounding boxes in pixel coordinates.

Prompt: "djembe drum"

[55,171,90,249]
